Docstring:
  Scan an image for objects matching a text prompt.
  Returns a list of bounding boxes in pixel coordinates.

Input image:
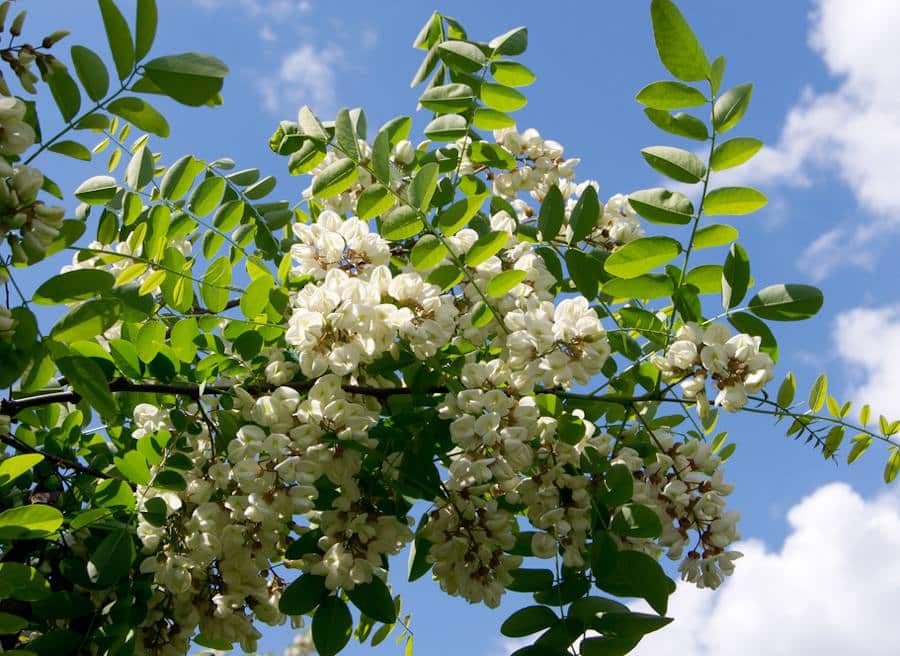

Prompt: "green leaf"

[357,184,394,219]
[437,40,485,73]
[75,175,118,204]
[466,230,508,267]
[244,175,276,200]
[507,568,555,593]
[684,264,724,294]
[480,83,527,112]
[48,140,91,161]
[823,426,845,458]
[694,223,738,249]
[171,317,198,362]
[776,372,796,408]
[409,162,439,210]
[704,186,768,216]
[279,573,329,615]
[628,188,693,225]
[489,27,528,56]
[135,0,158,60]
[636,81,707,110]
[410,235,447,270]
[107,96,169,137]
[468,141,516,170]
[312,158,358,198]
[420,83,475,114]
[0,504,64,540]
[491,61,535,87]
[0,563,51,601]
[885,449,900,484]
[98,0,135,80]
[538,185,564,239]
[487,269,526,297]
[427,264,463,291]
[611,504,663,539]
[641,146,706,183]
[346,577,397,624]
[566,249,606,299]
[161,155,202,201]
[55,355,118,418]
[643,108,709,141]
[114,450,151,485]
[108,338,141,377]
[710,137,763,171]
[137,321,165,362]
[650,0,710,81]
[501,606,558,638]
[188,176,225,217]
[595,612,672,641]
[51,298,120,342]
[808,374,828,413]
[0,611,28,634]
[87,528,134,586]
[424,114,468,141]
[721,243,750,309]
[603,274,673,300]
[240,273,274,318]
[143,52,228,106]
[334,107,360,161]
[605,236,682,279]
[34,270,114,305]
[473,108,515,130]
[748,284,824,321]
[597,464,634,507]
[569,185,601,244]
[710,56,726,95]
[47,67,81,122]
[848,434,872,464]
[713,83,753,133]
[313,596,353,656]
[0,454,44,488]
[124,144,154,190]
[382,206,423,240]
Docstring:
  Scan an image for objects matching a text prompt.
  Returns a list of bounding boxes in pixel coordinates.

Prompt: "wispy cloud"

[257,44,343,117]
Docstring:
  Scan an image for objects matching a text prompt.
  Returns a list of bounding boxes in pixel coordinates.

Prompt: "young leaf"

[487,269,526,297]
[650,0,710,81]
[201,256,232,312]
[480,83,527,112]
[694,223,738,249]
[98,0,135,80]
[107,97,169,137]
[808,374,828,413]
[490,61,536,87]
[776,372,796,408]
[466,230,508,267]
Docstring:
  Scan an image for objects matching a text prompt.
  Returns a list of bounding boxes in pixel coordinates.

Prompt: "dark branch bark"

[0,432,110,479]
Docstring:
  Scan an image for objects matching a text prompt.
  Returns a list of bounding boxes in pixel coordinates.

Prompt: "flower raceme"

[3,3,894,656]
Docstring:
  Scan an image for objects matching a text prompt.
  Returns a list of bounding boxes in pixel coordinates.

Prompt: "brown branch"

[0,432,110,479]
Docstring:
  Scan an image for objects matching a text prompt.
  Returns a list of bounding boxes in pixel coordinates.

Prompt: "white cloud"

[257,44,343,116]
[730,0,900,220]
[833,305,900,419]
[631,482,900,655]
[797,224,878,281]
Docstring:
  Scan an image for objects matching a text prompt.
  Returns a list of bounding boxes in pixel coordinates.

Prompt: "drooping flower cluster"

[611,427,742,589]
[652,321,776,412]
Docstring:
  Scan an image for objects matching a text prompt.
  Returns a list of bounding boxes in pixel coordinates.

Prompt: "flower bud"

[42,29,70,48]
[392,139,415,165]
[12,165,42,202]
[10,9,25,36]
[531,531,558,559]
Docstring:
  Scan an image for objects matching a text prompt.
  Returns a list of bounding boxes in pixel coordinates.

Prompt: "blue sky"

[20,1,900,654]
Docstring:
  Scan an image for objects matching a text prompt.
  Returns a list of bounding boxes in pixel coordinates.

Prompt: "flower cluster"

[652,322,776,412]
[611,427,741,589]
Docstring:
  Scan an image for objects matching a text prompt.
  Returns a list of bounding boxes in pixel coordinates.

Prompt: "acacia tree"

[0,1,896,655]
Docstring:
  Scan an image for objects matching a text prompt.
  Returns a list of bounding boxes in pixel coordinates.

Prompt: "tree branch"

[0,432,109,479]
